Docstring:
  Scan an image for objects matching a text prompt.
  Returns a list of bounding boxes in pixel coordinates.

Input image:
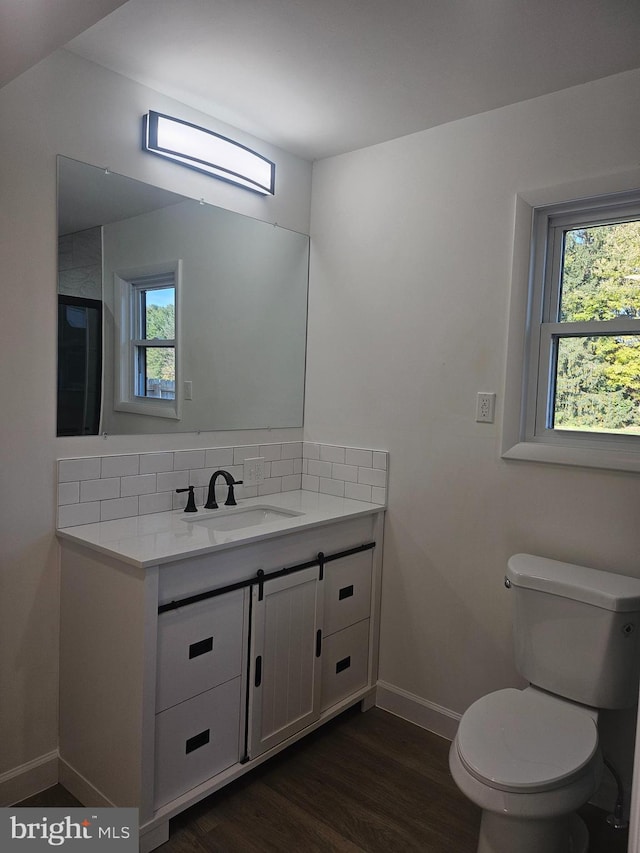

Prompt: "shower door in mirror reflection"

[57,295,102,436]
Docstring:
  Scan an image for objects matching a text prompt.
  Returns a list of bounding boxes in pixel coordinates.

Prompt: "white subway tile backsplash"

[345,448,373,468]
[80,477,120,502]
[372,451,387,470]
[345,482,373,502]
[157,470,190,492]
[174,450,205,470]
[282,474,302,492]
[204,447,234,468]
[139,452,174,474]
[371,486,387,504]
[281,442,302,459]
[260,444,282,461]
[57,442,387,528]
[59,457,101,482]
[332,463,358,483]
[101,455,140,478]
[308,459,332,478]
[320,444,345,464]
[301,474,319,491]
[139,491,173,515]
[271,459,294,477]
[319,477,345,497]
[100,496,139,522]
[58,501,100,528]
[120,474,157,497]
[233,446,259,465]
[358,467,387,488]
[258,478,282,496]
[58,481,79,505]
[189,468,216,487]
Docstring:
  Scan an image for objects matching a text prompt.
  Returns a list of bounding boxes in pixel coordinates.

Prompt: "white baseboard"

[58,758,114,808]
[0,751,59,806]
[375,680,460,741]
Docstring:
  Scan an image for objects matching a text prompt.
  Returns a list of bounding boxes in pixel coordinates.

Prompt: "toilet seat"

[456,688,599,794]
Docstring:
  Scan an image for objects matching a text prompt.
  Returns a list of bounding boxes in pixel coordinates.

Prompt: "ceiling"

[3,0,640,162]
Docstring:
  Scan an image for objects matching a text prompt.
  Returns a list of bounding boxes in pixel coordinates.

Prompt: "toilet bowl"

[448,554,640,852]
[449,687,603,853]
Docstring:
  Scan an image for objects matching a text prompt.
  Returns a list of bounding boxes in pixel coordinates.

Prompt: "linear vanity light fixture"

[142,110,275,195]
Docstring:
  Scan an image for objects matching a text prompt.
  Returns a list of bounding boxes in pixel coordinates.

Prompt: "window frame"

[503,188,640,473]
[113,261,182,421]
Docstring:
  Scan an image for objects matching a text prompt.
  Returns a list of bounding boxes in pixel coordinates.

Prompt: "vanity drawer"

[320,619,370,712]
[323,550,372,637]
[156,589,244,712]
[154,676,242,809]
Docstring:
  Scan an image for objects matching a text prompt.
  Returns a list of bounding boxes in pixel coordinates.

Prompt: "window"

[132,277,176,401]
[504,190,640,472]
[114,264,181,419]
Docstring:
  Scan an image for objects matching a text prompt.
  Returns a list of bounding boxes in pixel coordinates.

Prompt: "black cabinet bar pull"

[254,655,262,687]
[336,656,351,674]
[189,636,213,659]
[338,584,354,600]
[185,729,210,754]
[158,541,375,614]
[316,629,322,657]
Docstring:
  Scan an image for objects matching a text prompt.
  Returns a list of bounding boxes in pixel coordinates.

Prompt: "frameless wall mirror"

[56,156,309,436]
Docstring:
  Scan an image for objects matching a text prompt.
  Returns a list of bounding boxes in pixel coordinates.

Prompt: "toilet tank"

[506,554,640,709]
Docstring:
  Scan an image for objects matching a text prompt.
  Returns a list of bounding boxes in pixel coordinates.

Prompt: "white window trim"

[502,179,640,474]
[113,260,182,421]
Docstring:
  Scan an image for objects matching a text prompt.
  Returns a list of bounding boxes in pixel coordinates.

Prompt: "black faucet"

[205,470,243,509]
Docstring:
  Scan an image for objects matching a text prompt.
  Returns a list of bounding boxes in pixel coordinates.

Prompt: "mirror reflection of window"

[132,280,176,401]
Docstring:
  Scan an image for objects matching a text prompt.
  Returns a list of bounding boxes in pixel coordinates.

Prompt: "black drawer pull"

[336,656,351,674]
[338,585,354,600]
[316,629,322,658]
[255,655,262,688]
[189,636,213,659]
[185,729,210,754]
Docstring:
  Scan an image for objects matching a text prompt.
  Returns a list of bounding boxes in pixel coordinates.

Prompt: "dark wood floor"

[17,706,629,852]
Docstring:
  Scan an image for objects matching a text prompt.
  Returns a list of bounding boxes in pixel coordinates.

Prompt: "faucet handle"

[176,486,197,512]
[225,479,243,506]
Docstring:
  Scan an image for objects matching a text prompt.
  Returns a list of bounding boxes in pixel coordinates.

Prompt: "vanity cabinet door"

[247,566,324,759]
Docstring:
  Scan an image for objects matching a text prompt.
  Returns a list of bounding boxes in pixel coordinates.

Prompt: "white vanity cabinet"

[58,506,384,853]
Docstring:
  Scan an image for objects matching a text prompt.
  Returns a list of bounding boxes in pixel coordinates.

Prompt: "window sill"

[114,399,181,420]
[502,440,640,475]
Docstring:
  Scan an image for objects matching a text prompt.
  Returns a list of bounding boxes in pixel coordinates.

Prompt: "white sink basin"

[180,505,303,532]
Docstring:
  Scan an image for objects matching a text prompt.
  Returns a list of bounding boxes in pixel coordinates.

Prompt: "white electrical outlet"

[476,392,496,423]
[243,456,265,485]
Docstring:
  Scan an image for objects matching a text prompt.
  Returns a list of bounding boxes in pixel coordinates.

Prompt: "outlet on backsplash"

[243,457,265,486]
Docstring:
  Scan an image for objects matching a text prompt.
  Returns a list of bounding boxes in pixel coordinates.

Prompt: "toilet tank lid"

[507,554,640,612]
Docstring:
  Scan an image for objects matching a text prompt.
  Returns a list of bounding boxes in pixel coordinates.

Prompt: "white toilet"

[449,553,640,853]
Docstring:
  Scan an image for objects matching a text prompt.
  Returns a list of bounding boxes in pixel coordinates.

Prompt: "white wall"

[306,69,640,718]
[0,49,311,782]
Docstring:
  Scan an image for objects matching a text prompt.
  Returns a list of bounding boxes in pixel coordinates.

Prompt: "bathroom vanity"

[57,491,384,851]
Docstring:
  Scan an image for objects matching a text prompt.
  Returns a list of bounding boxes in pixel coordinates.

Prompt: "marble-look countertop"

[57,490,384,568]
